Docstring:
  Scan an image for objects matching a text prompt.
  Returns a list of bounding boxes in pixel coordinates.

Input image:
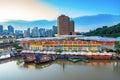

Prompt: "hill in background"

[84,23,120,38]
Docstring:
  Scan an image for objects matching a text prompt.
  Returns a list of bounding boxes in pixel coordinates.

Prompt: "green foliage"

[115,41,120,53]
[84,23,120,38]
[13,44,23,49]
[55,49,62,53]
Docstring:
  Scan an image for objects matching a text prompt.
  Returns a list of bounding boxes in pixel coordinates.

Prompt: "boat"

[68,56,81,62]
[23,53,35,63]
[50,55,58,61]
[34,55,51,64]
[82,58,89,62]
[0,54,11,60]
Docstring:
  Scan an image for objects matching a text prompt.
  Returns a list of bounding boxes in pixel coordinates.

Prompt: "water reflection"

[0,58,120,80]
[17,59,120,73]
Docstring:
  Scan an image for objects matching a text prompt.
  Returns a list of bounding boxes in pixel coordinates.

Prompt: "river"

[0,58,120,80]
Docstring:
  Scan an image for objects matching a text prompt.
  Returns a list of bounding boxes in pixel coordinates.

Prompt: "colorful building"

[20,37,115,52]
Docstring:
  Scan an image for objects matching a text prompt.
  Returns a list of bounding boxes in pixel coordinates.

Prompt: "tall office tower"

[27,28,30,37]
[15,30,23,38]
[69,20,74,34]
[39,28,45,37]
[57,15,75,35]
[23,30,27,37]
[31,27,39,37]
[45,29,53,37]
[0,25,3,35]
[57,15,70,35]
[52,25,57,34]
[8,25,14,35]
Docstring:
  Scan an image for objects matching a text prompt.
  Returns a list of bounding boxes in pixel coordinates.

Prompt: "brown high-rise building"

[57,15,74,35]
[69,20,74,34]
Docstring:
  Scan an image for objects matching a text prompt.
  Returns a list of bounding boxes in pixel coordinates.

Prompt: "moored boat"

[0,54,11,60]
[34,55,51,64]
[68,56,82,62]
[23,53,35,63]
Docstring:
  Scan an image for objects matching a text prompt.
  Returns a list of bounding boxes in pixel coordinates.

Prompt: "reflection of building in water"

[91,60,112,67]
[21,62,52,69]
[17,59,120,73]
[23,63,36,69]
[35,62,52,69]
[113,61,120,73]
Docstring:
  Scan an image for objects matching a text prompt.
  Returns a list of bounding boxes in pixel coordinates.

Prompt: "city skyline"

[0,0,120,32]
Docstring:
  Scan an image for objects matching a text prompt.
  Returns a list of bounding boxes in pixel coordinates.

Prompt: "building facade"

[31,27,39,37]
[39,28,46,37]
[69,21,74,34]
[57,15,75,35]
[52,26,57,36]
[0,25,3,35]
[8,25,14,35]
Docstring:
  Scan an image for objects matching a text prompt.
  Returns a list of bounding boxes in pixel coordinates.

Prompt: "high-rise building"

[31,27,39,37]
[52,26,57,35]
[45,29,53,37]
[57,15,74,35]
[58,15,70,35]
[27,28,30,37]
[15,30,23,38]
[69,20,74,34]
[8,25,14,35]
[0,25,3,35]
[3,30,9,35]
[39,28,45,37]
[23,30,27,37]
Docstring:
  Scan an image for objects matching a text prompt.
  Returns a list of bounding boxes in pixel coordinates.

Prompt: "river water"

[0,58,120,80]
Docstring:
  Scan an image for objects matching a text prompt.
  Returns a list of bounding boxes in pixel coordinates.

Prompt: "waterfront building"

[57,15,75,35]
[0,25,3,35]
[20,36,115,52]
[8,25,14,35]
[0,35,16,48]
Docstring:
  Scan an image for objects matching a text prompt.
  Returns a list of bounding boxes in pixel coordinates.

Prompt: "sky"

[0,0,120,32]
[0,0,120,22]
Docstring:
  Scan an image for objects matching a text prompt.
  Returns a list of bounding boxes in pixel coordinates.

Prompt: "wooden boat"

[23,53,35,63]
[34,55,51,64]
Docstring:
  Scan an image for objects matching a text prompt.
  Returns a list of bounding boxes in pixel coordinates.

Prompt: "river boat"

[68,56,81,62]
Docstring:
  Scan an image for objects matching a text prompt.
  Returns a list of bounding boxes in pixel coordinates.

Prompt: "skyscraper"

[45,29,53,37]
[57,15,74,35]
[23,30,27,37]
[31,27,39,37]
[8,25,14,35]
[39,28,45,37]
[69,20,74,34]
[52,25,57,35]
[58,15,70,35]
[15,30,23,38]
[27,28,30,37]
[0,25,3,35]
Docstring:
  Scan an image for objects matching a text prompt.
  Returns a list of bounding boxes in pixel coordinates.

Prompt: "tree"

[115,41,120,54]
[13,44,23,52]
[55,49,62,53]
